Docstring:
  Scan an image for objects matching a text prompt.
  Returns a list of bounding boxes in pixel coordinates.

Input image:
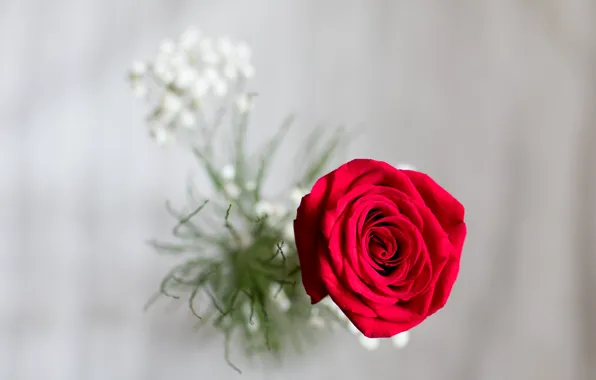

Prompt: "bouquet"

[129,27,467,372]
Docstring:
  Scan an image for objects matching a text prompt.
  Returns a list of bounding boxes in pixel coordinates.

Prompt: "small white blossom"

[358,335,381,351]
[283,223,294,242]
[169,52,187,70]
[199,38,220,64]
[192,77,210,98]
[236,94,253,113]
[223,64,237,80]
[150,125,173,146]
[245,181,256,191]
[162,92,183,113]
[391,331,410,349]
[212,80,228,97]
[240,64,256,78]
[175,66,197,88]
[290,187,308,206]
[153,61,175,83]
[221,164,236,181]
[179,110,196,129]
[225,183,241,199]
[269,286,291,312]
[255,201,274,217]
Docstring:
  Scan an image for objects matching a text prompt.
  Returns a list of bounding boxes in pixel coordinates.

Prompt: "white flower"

[179,110,196,129]
[391,331,410,349]
[240,64,256,78]
[192,77,210,98]
[358,335,381,351]
[283,223,294,242]
[131,82,148,99]
[200,38,220,64]
[204,67,219,83]
[269,286,291,312]
[150,125,173,146]
[169,52,187,70]
[247,320,259,333]
[225,183,241,199]
[162,92,183,113]
[397,163,416,171]
[221,164,236,181]
[179,27,201,50]
[159,39,177,55]
[175,66,197,89]
[212,80,228,97]
[130,61,147,76]
[236,94,253,113]
[223,63,238,80]
[268,203,287,220]
[290,187,307,206]
[245,181,256,191]
[153,61,175,83]
[255,201,274,217]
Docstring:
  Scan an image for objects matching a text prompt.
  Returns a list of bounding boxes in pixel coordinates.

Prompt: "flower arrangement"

[129,27,466,372]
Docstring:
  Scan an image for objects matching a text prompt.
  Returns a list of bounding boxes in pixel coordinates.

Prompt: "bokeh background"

[1,1,595,379]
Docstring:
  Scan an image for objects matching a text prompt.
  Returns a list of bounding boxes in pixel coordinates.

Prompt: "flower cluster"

[129,27,255,145]
[130,27,414,368]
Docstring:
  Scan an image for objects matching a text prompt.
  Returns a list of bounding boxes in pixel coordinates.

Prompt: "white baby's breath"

[212,80,228,97]
[245,181,256,191]
[179,110,196,129]
[192,78,210,99]
[150,125,172,146]
[391,331,411,349]
[175,66,198,88]
[221,164,236,181]
[236,94,254,113]
[290,187,307,206]
[283,223,294,242]
[225,183,241,199]
[255,201,274,217]
[269,286,291,312]
[240,64,256,78]
[162,92,183,113]
[358,336,381,351]
[129,27,256,146]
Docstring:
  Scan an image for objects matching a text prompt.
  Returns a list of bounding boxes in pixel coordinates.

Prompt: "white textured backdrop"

[1,1,595,379]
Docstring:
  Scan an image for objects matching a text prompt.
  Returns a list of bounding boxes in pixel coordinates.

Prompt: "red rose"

[294,159,466,338]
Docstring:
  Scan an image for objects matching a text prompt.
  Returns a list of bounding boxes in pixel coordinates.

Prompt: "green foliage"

[146,116,349,372]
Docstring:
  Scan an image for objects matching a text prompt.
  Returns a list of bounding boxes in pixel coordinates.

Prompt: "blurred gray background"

[1,0,595,379]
